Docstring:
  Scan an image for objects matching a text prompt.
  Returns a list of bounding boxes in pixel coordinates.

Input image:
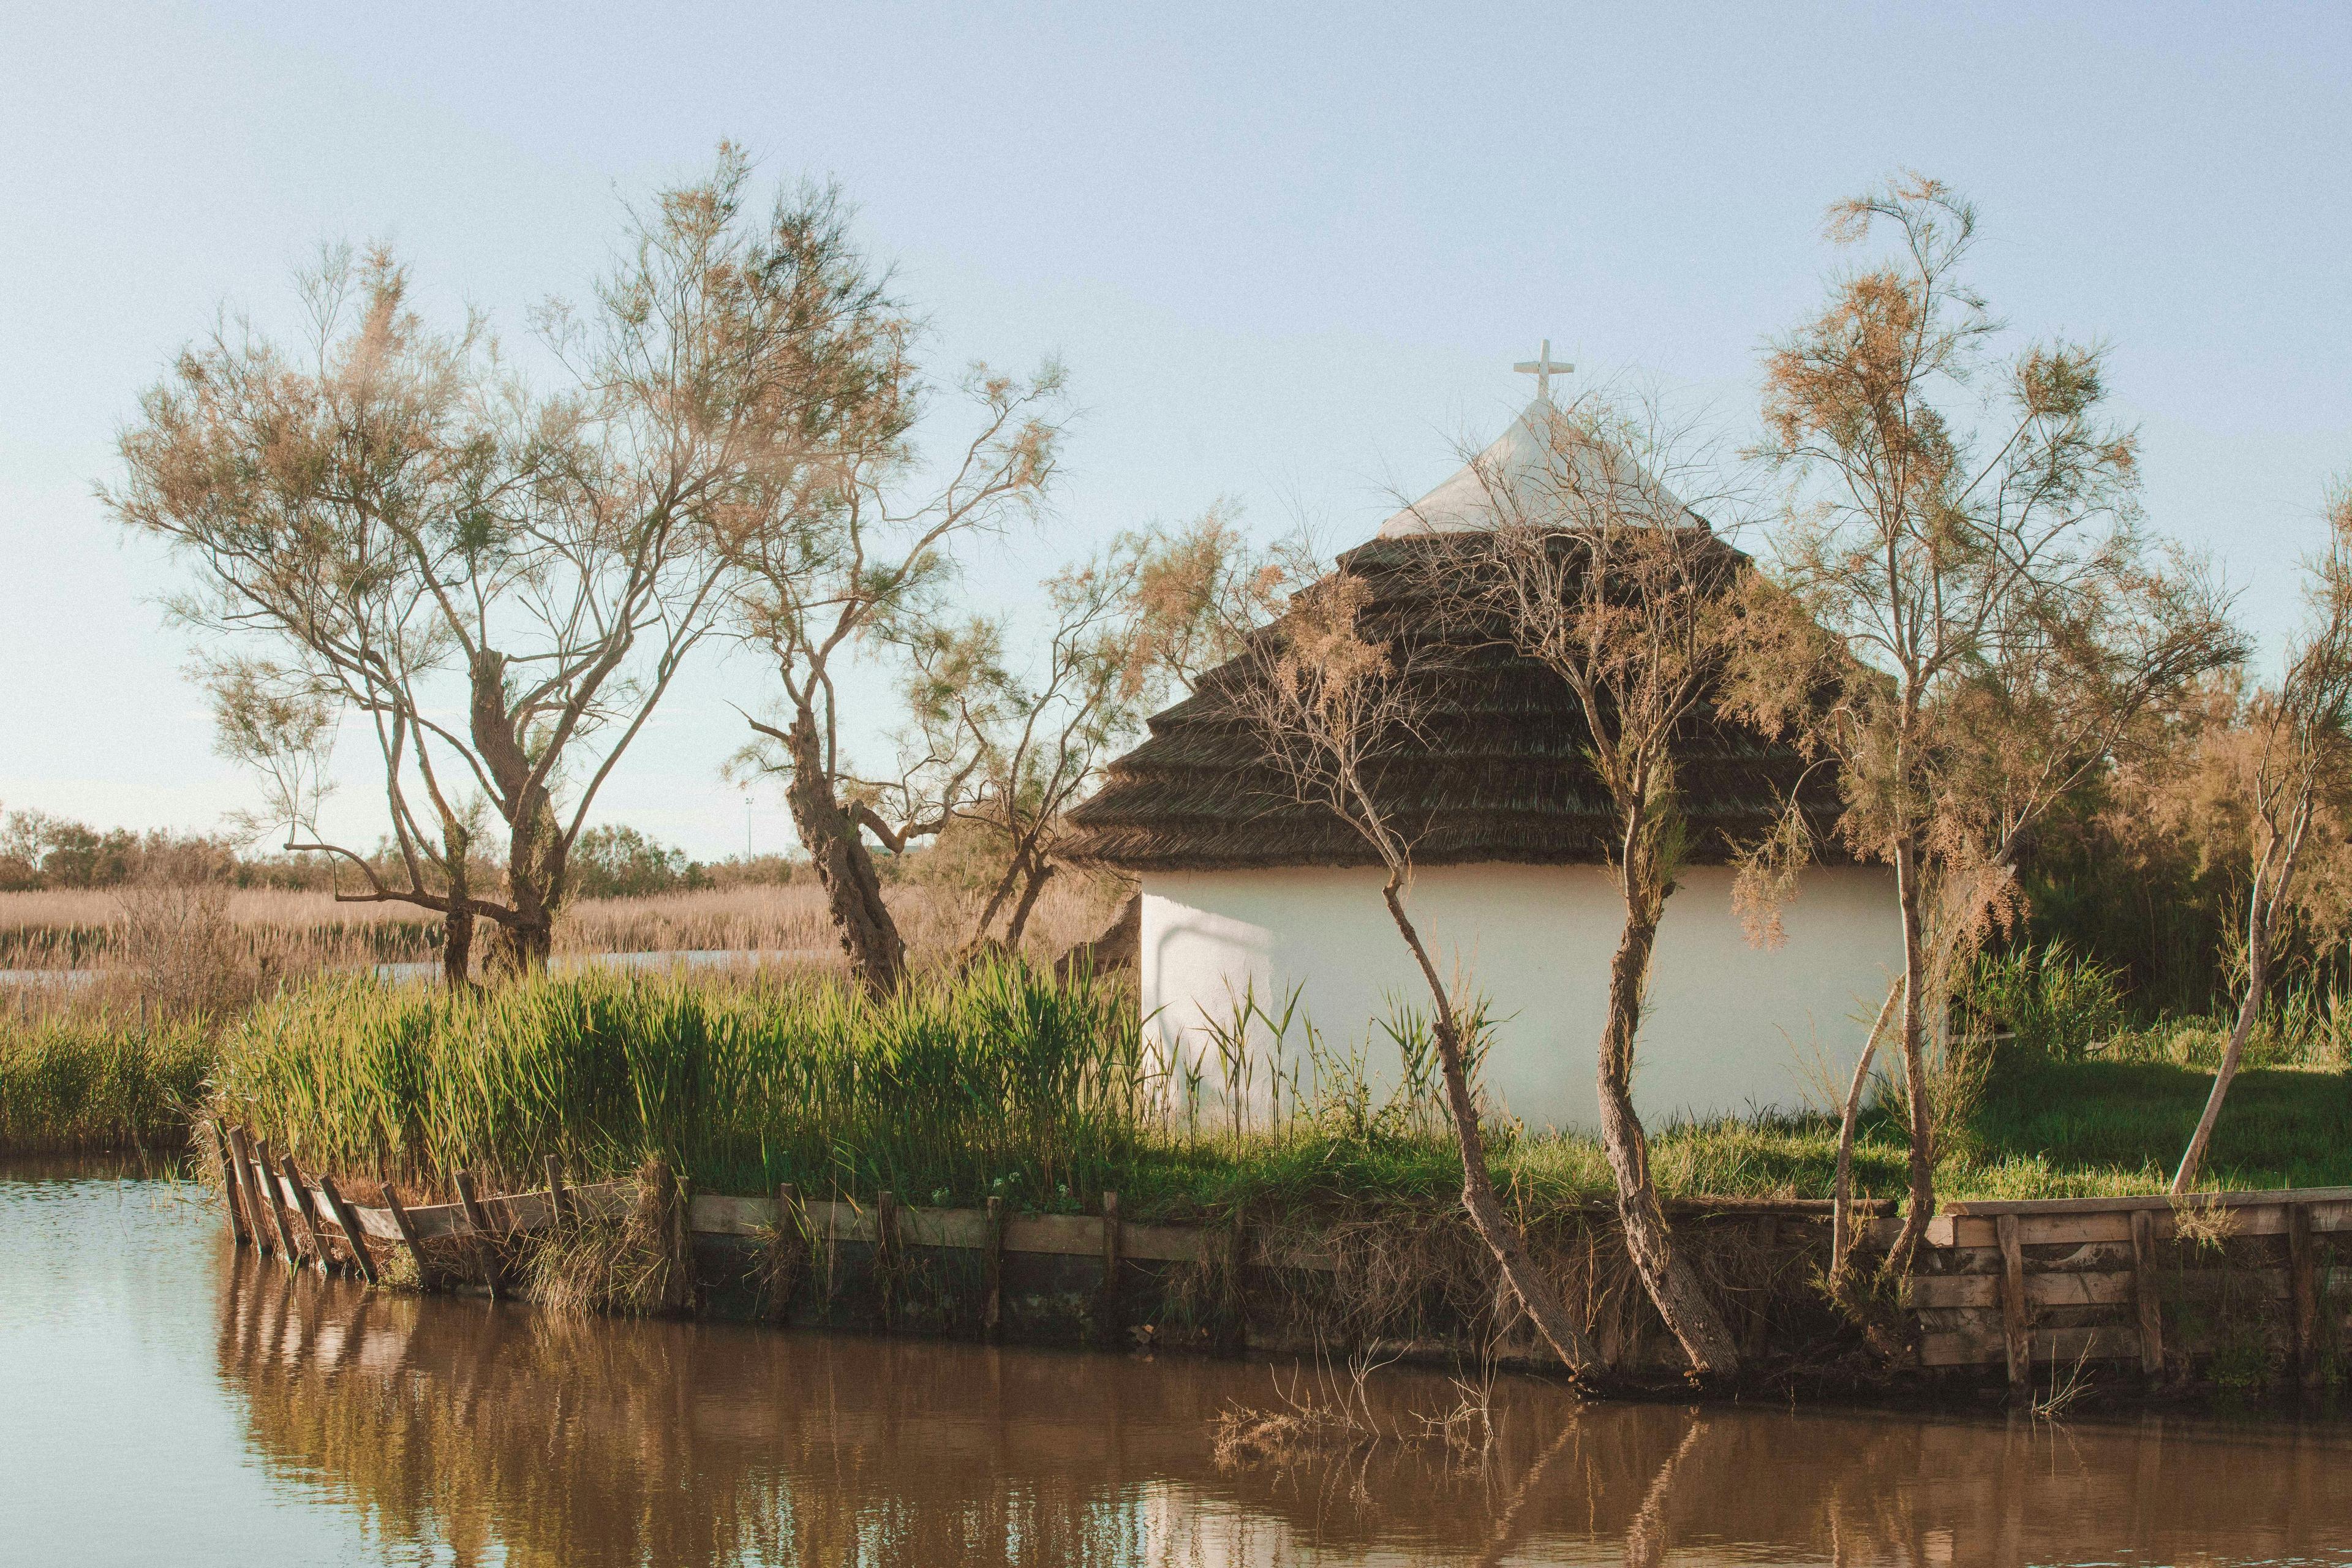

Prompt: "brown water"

[5,1164,2348,1567]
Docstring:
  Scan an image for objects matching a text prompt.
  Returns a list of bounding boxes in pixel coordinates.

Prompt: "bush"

[1966,942,2130,1061]
[568,826,712,900]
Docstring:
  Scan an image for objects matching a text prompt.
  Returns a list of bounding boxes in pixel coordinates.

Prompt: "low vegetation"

[0,1012,211,1152]
[169,955,2348,1219]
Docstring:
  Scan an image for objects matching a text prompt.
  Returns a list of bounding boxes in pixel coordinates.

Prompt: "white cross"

[1513,339,1574,402]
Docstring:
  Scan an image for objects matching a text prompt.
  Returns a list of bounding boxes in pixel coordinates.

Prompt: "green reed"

[0,1010,213,1151]
[213,959,1158,1208]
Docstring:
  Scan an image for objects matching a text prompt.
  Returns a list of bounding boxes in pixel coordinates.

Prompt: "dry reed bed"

[0,879,1118,973]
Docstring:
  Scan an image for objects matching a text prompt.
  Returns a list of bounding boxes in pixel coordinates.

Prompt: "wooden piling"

[772,1183,805,1320]
[823,1191,840,1311]
[1099,1191,1124,1340]
[208,1120,251,1248]
[2289,1202,2320,1392]
[1996,1213,2029,1398]
[281,1153,332,1275]
[666,1169,694,1314]
[252,1138,303,1264]
[2130,1208,2165,1381]
[315,1174,379,1287]
[453,1170,507,1301]
[226,1128,271,1257]
[984,1196,1006,1341]
[381,1183,430,1288]
[877,1189,899,1328]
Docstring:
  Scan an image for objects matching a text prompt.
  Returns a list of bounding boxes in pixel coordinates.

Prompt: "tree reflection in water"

[216,1254,2352,1567]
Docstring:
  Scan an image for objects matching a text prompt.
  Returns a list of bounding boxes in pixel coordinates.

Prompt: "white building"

[1065,386,1900,1133]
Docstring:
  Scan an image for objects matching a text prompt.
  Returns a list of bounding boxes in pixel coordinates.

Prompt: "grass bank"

[186,963,2352,1219]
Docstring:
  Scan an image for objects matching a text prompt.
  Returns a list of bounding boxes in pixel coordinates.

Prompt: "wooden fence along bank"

[203,1119,2350,1395]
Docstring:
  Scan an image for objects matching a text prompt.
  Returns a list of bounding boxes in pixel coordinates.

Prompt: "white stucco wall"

[1140,862,1900,1133]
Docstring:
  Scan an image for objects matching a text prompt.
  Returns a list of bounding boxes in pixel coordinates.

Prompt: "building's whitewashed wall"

[1139,862,1900,1133]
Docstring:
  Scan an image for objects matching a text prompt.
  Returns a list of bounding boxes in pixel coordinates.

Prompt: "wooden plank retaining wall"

[205,1120,2350,1387]
[1898,1188,2352,1390]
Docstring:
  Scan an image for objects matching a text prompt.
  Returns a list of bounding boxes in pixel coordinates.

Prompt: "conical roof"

[1061,530,1840,873]
[1377,395,1703,538]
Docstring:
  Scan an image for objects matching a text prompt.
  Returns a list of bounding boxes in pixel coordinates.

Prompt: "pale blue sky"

[5,2,2348,860]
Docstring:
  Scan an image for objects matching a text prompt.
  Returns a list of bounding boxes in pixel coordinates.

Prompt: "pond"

[4,1161,2347,1566]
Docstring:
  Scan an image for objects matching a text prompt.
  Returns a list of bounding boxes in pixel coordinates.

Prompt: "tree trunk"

[2174,890,2274,1194]
[441,903,474,989]
[1381,880,1600,1378]
[440,832,475,989]
[778,707,905,996]
[483,916,554,979]
[1055,892,1140,982]
[469,648,560,978]
[1830,979,1903,1280]
[1596,910,1742,1376]
[1000,859,1055,951]
[1880,837,1936,1275]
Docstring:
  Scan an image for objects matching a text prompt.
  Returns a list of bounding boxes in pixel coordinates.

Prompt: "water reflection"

[213,1248,2352,1567]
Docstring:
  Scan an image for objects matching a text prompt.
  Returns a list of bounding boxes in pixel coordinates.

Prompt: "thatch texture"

[1062,533,1845,872]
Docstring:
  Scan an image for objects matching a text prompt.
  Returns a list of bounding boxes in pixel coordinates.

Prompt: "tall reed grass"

[214,962,1159,1207]
[0,1012,211,1150]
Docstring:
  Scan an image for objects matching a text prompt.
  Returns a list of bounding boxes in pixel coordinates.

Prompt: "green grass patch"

[17,959,2348,1215]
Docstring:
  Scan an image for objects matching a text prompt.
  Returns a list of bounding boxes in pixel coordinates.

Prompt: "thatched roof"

[1061,529,1845,874]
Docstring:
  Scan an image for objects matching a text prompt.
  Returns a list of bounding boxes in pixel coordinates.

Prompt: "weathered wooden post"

[453,1170,507,1300]
[876,1189,899,1329]
[1099,1191,1125,1342]
[2289,1202,2320,1393]
[1996,1213,2030,1399]
[1221,1213,1251,1355]
[2130,1208,2165,1382]
[666,1166,694,1315]
[208,1120,251,1248]
[984,1196,1006,1341]
[315,1173,380,1287]
[281,1153,333,1275]
[382,1183,431,1289]
[227,1128,272,1257]
[252,1138,303,1264]
[772,1183,805,1321]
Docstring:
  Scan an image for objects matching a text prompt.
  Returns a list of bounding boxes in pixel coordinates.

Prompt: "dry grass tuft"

[518,1163,692,1317]
[2169,1195,2242,1251]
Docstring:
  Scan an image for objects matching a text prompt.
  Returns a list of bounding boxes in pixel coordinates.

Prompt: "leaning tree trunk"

[1879,839,1936,1275]
[999,859,1055,951]
[2174,841,2293,1193]
[1382,880,1601,1378]
[1829,979,1902,1281]
[780,708,905,996]
[1596,910,1742,1376]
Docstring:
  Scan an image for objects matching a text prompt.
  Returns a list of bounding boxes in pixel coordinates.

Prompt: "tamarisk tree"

[726,362,1067,995]
[1740,174,2234,1274]
[900,510,1282,956]
[109,148,903,981]
[1226,564,1604,1378]
[1428,390,1749,1377]
[2173,486,2352,1192]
